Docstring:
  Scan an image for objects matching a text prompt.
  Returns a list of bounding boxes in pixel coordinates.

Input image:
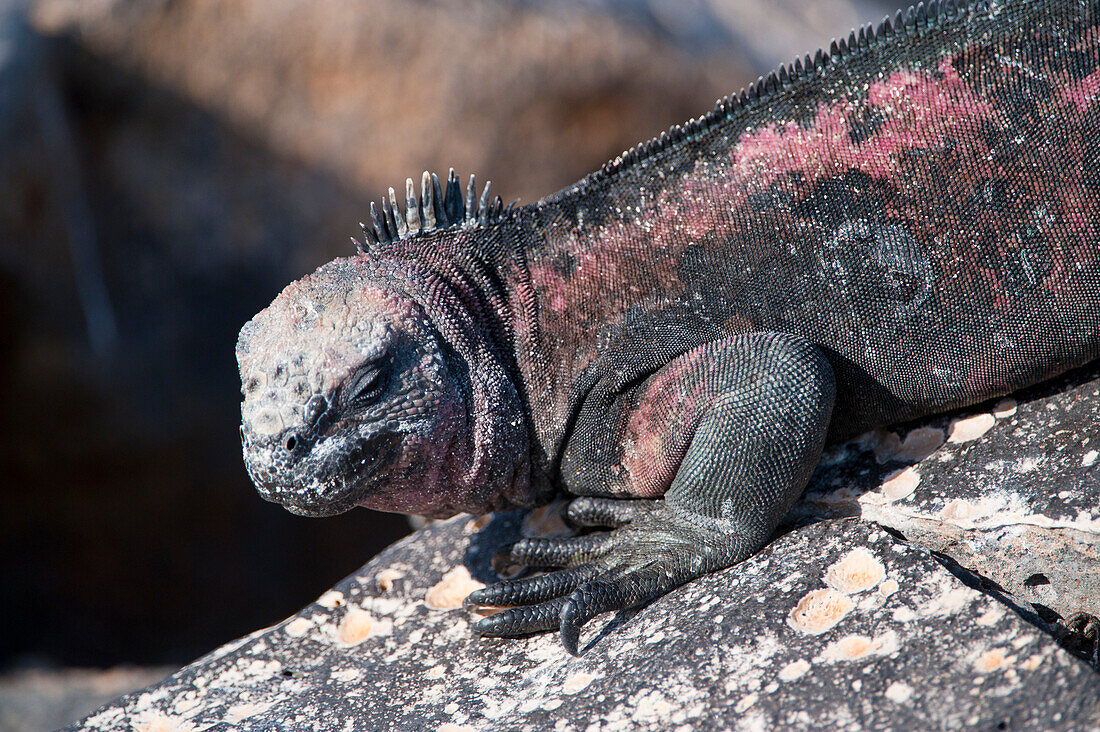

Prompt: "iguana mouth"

[245,428,403,516]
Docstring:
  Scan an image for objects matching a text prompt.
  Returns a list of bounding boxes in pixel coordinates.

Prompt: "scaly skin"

[239,0,1100,653]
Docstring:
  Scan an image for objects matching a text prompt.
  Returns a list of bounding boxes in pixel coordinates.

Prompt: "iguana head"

[237,257,466,517]
[237,171,538,518]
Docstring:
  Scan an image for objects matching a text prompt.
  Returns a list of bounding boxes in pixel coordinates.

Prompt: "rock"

[70,366,1100,730]
[0,666,172,732]
[799,362,1100,634]
[29,0,750,204]
[68,519,1100,730]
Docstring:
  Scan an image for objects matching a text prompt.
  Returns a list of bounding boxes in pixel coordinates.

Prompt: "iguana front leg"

[468,332,836,653]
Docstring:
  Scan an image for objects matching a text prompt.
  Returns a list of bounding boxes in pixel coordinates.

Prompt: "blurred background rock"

[0,0,895,726]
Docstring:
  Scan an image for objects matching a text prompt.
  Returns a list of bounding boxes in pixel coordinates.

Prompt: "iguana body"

[237,0,1100,652]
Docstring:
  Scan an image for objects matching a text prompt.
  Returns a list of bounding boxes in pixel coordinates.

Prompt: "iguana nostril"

[286,435,298,451]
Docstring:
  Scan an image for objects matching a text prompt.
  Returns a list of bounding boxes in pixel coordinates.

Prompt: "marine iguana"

[237,0,1100,653]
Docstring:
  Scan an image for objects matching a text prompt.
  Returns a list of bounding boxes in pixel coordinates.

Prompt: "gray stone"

[799,362,1100,635]
[70,369,1100,730]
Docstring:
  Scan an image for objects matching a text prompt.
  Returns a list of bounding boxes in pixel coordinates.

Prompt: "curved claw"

[473,598,567,637]
[465,563,600,608]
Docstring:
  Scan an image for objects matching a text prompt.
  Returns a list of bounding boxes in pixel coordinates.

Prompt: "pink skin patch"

[619,345,730,497]
[731,56,996,193]
[1060,68,1100,111]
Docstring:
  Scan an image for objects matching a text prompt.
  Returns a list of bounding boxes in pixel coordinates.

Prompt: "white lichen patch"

[884,681,913,703]
[225,702,274,723]
[787,589,854,635]
[132,711,201,732]
[1083,450,1099,467]
[895,427,945,463]
[992,398,1017,418]
[330,668,362,683]
[975,605,1006,627]
[777,659,811,681]
[948,413,996,443]
[425,566,485,610]
[336,607,391,645]
[881,467,920,501]
[375,568,405,593]
[284,617,313,638]
[824,548,885,594]
[919,584,979,618]
[562,671,599,694]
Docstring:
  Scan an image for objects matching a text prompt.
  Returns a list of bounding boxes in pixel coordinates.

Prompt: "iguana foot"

[468,498,741,654]
[1062,612,1100,667]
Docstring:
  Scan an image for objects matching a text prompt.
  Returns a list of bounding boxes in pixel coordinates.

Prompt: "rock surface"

[70,366,1100,730]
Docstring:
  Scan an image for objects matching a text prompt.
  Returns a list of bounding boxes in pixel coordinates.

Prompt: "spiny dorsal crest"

[354,169,513,253]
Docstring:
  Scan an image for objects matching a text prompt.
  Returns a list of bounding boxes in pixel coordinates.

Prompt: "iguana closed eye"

[239,0,1100,654]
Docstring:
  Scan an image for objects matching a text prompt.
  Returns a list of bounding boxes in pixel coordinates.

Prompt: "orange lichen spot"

[895,427,945,463]
[521,499,573,538]
[317,590,344,609]
[787,588,854,635]
[426,665,446,679]
[425,566,485,610]
[337,607,377,645]
[948,413,995,443]
[974,648,1010,673]
[376,568,404,593]
[825,548,886,595]
[464,515,492,533]
[824,634,875,660]
[562,671,598,694]
[863,428,902,463]
[992,398,1017,418]
[778,659,811,681]
[939,499,974,520]
[878,579,899,598]
[823,631,898,662]
[881,467,920,501]
[1020,654,1044,671]
[284,617,312,638]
